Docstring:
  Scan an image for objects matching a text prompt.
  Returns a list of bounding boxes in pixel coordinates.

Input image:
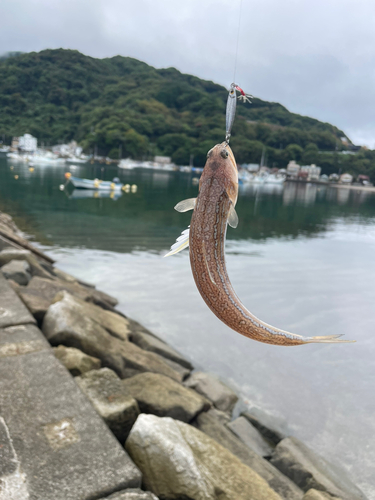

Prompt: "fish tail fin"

[164,227,190,257]
[304,334,356,344]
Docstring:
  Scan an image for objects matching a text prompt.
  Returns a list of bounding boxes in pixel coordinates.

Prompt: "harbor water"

[1,156,374,498]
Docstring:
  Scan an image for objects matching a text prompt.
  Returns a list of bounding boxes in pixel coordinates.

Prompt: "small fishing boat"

[66,174,123,191]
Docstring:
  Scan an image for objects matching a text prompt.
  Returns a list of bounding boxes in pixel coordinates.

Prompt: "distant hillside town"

[1,132,370,187]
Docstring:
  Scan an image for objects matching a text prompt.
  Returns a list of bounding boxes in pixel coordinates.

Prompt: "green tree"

[302,143,319,164]
[284,144,304,162]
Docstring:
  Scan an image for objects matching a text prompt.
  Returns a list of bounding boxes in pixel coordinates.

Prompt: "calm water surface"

[1,157,374,498]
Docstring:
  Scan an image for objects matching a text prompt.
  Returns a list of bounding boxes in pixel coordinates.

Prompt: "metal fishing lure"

[225,83,252,144]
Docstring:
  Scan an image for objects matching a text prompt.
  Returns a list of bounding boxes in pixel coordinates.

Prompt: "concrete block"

[0,325,141,500]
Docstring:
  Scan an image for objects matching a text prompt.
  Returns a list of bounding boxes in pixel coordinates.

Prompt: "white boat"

[6,152,23,160]
[6,151,65,165]
[0,146,10,153]
[264,173,285,184]
[179,166,192,173]
[31,153,66,165]
[118,158,140,169]
[66,156,88,164]
[68,176,123,191]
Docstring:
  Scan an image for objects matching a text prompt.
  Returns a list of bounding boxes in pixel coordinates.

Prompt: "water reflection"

[2,157,375,253]
[67,189,123,200]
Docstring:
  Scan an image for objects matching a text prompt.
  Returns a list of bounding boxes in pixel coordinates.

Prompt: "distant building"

[357,175,370,185]
[18,134,37,152]
[154,156,171,164]
[300,164,321,181]
[329,173,340,182]
[286,160,300,178]
[340,173,353,184]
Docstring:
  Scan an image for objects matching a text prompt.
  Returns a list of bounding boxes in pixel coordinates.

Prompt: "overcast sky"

[2,0,375,147]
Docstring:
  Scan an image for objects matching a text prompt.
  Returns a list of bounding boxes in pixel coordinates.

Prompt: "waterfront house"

[286,160,300,178]
[340,173,353,184]
[18,134,37,152]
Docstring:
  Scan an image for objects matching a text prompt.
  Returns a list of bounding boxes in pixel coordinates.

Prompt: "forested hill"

[0,48,370,174]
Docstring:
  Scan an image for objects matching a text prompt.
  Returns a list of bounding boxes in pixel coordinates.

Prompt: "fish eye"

[221,149,229,159]
[207,148,213,158]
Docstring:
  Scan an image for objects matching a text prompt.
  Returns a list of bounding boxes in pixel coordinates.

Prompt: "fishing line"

[233,0,243,83]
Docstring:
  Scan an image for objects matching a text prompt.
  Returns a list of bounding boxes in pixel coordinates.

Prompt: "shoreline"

[0,210,368,500]
[286,179,375,192]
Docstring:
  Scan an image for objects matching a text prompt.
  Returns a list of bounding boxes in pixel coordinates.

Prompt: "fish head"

[200,142,238,205]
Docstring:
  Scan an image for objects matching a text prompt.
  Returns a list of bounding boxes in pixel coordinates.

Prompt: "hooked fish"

[166,142,354,346]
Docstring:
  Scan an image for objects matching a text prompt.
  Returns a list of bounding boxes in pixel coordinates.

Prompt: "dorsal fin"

[164,227,190,257]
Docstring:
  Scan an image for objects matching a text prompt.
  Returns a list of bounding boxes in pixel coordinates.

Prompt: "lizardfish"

[166,142,354,346]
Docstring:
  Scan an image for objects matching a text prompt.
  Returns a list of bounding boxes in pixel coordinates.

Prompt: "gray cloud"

[1,0,374,146]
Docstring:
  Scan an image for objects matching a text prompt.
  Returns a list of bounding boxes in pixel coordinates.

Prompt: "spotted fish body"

[167,142,353,346]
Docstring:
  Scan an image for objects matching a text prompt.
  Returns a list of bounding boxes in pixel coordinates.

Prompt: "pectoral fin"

[174,198,196,212]
[228,204,239,228]
[164,226,190,257]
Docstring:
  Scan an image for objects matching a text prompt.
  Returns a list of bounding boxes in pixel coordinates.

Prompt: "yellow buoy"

[14,175,19,180]
[122,184,130,193]
[10,166,14,170]
[29,167,34,172]
[131,184,137,193]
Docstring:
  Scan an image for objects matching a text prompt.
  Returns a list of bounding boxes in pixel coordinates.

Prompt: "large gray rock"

[53,345,101,376]
[0,248,53,279]
[126,414,282,500]
[195,411,303,500]
[184,371,238,414]
[122,372,210,422]
[42,292,180,381]
[0,323,141,500]
[52,267,119,308]
[52,267,97,291]
[130,329,193,369]
[205,407,231,425]
[227,416,274,457]
[303,490,342,500]
[18,276,90,320]
[76,368,140,442]
[241,407,289,444]
[51,291,131,341]
[0,272,36,328]
[1,259,31,285]
[18,275,119,321]
[17,285,52,322]
[270,437,366,500]
[153,353,191,381]
[102,489,159,500]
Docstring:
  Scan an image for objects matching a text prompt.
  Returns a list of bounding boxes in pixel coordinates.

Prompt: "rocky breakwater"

[0,210,368,500]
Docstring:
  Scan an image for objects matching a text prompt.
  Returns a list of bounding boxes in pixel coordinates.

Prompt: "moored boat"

[66,175,123,191]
